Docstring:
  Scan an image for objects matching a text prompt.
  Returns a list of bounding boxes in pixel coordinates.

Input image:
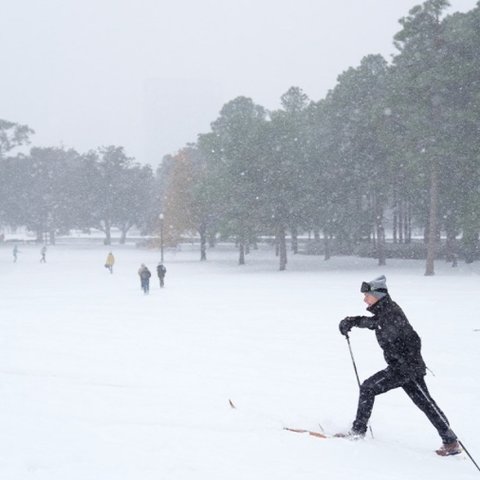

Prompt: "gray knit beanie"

[361,275,388,299]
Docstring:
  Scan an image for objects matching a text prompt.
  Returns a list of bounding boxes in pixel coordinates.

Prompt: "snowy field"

[1,243,479,479]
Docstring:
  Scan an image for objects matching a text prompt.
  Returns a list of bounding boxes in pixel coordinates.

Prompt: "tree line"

[0,131,155,245]
[1,0,480,275]
[161,0,480,274]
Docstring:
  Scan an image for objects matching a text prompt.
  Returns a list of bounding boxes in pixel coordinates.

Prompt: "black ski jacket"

[351,295,426,378]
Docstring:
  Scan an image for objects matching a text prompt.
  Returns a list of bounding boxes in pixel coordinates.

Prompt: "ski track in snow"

[0,243,479,479]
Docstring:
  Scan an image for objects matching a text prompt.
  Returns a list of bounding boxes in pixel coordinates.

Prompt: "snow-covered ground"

[1,243,479,479]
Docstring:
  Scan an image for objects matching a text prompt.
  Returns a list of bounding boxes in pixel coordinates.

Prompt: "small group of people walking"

[103,253,167,294]
[138,262,167,294]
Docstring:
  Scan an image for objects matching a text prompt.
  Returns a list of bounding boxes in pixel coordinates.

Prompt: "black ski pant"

[352,367,457,444]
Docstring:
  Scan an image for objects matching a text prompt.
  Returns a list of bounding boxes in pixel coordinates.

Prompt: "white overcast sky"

[0,0,477,165]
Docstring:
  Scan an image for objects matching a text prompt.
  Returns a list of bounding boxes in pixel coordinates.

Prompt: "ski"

[228,400,329,438]
[283,427,328,439]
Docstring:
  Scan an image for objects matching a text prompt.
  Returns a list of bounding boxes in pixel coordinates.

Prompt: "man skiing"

[156,263,167,288]
[338,275,461,456]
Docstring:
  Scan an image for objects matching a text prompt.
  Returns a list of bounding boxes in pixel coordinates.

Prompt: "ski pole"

[415,381,480,473]
[346,335,362,388]
[345,334,374,439]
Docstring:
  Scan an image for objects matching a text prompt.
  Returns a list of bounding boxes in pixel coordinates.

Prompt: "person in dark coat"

[40,245,47,263]
[338,275,461,456]
[156,263,167,288]
[138,264,151,294]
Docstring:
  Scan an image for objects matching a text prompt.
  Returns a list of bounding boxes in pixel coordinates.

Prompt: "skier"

[138,264,151,294]
[338,275,461,456]
[13,244,19,263]
[40,245,47,263]
[105,252,115,274]
[156,263,167,288]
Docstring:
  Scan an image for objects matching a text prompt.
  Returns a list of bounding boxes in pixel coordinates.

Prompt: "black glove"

[339,317,356,336]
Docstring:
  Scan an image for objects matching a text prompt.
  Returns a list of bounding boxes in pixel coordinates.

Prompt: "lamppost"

[159,213,164,263]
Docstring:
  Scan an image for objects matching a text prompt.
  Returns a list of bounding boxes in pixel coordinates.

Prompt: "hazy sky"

[1,0,477,165]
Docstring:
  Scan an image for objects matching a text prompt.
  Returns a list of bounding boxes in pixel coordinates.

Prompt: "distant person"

[13,244,19,263]
[40,245,47,263]
[138,264,151,294]
[156,263,167,288]
[105,252,115,274]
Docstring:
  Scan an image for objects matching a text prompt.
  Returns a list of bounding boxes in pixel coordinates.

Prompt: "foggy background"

[0,0,476,165]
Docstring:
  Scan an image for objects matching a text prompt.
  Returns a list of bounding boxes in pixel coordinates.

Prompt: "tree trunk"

[313,229,320,241]
[278,225,287,271]
[103,220,112,245]
[399,199,404,244]
[462,227,478,264]
[291,225,298,254]
[199,222,207,261]
[404,201,410,243]
[393,201,398,244]
[375,195,386,266]
[404,201,409,243]
[238,230,246,265]
[49,230,56,246]
[393,190,399,244]
[324,231,331,261]
[425,162,439,276]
